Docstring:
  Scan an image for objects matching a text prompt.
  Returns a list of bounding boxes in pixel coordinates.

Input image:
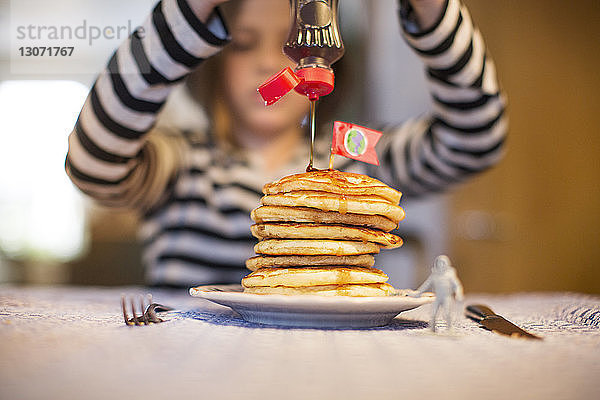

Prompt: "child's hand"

[187,0,230,23]
[407,0,446,30]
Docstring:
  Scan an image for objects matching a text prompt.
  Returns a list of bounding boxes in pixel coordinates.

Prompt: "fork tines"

[121,294,164,326]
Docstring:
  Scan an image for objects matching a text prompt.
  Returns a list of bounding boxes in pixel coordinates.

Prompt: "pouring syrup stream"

[306,98,317,172]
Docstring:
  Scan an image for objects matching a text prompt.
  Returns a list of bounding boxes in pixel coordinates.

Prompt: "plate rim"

[189,284,435,309]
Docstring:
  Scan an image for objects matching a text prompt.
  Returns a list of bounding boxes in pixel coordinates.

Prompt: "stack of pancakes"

[242,169,405,296]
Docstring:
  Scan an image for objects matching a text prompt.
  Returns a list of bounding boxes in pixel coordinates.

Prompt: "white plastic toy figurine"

[413,255,464,332]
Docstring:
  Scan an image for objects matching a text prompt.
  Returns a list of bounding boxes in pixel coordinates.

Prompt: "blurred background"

[0,0,598,293]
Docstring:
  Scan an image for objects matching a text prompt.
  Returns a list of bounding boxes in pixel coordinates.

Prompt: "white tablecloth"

[1,286,599,400]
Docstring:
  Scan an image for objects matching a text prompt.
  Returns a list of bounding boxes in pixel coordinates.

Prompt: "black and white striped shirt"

[66,0,507,286]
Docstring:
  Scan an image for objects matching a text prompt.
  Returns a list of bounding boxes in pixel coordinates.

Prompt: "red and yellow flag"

[331,121,382,165]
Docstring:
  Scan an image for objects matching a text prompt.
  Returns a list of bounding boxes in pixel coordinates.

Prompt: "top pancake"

[263,170,402,205]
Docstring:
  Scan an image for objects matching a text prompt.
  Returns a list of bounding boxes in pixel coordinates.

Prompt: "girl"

[66,0,507,287]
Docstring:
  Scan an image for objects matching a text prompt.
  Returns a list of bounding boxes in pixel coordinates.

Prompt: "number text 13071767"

[18,47,74,56]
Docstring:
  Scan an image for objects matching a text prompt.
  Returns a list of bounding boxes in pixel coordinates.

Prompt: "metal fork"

[121,294,174,326]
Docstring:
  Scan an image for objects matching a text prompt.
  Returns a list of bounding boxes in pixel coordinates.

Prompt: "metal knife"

[465,304,542,340]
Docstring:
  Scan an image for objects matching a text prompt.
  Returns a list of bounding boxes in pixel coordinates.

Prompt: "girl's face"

[223,0,309,140]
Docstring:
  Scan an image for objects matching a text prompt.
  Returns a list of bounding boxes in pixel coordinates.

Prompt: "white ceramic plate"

[189,284,434,328]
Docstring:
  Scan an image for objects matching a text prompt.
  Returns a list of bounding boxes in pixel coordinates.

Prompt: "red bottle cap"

[294,67,335,101]
[257,67,303,106]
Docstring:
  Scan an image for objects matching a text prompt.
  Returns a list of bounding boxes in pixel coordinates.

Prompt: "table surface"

[1,286,599,400]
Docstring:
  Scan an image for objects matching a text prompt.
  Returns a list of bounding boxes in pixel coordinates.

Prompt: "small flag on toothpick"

[331,121,382,166]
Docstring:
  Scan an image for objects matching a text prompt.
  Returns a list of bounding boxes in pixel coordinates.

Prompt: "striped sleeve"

[374,0,508,197]
[65,0,229,210]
